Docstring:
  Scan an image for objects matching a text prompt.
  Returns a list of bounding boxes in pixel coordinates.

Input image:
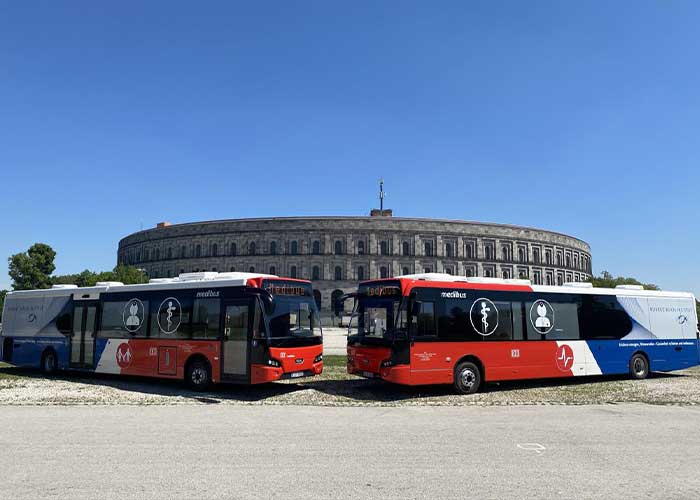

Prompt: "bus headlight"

[314,354,323,363]
[267,359,281,367]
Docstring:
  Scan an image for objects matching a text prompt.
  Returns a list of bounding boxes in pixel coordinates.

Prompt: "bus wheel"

[629,353,649,380]
[186,360,211,391]
[41,350,58,375]
[454,361,481,395]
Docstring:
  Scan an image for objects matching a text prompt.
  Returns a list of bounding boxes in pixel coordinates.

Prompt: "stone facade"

[117,216,592,313]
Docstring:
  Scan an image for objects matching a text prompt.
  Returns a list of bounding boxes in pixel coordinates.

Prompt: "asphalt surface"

[1,405,698,499]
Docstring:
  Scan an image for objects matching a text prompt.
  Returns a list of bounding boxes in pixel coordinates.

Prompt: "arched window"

[445,267,453,275]
[144,249,150,261]
[166,269,172,278]
[424,242,433,257]
[545,250,552,265]
[357,241,365,255]
[485,245,493,260]
[424,267,432,273]
[290,266,297,279]
[402,241,410,256]
[503,270,511,279]
[230,266,235,272]
[485,268,493,278]
[380,266,388,279]
[312,266,320,280]
[290,241,298,255]
[181,245,187,258]
[402,267,409,276]
[357,266,365,281]
[533,248,540,264]
[249,266,255,273]
[312,241,320,255]
[195,245,201,258]
[334,241,343,255]
[334,266,342,281]
[270,241,277,255]
[557,274,563,286]
[466,268,474,277]
[380,241,388,255]
[466,244,474,259]
[269,266,276,275]
[519,270,527,279]
[546,275,553,286]
[230,243,237,256]
[331,289,344,315]
[167,247,172,259]
[313,290,322,309]
[518,247,525,262]
[212,244,218,257]
[445,243,454,258]
[565,255,571,267]
[502,245,510,261]
[211,267,217,272]
[557,253,562,266]
[155,248,160,260]
[249,242,256,255]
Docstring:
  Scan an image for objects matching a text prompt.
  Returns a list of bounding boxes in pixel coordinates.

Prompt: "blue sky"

[1,1,698,296]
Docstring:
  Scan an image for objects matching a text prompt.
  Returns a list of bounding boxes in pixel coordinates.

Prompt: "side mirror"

[245,287,275,315]
[411,301,421,317]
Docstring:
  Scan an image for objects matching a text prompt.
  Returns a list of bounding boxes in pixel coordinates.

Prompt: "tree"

[110,265,149,285]
[0,289,7,322]
[8,243,56,290]
[52,265,148,287]
[587,271,659,291]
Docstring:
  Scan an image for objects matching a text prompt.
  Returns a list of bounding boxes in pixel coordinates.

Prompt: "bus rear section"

[0,272,323,390]
[346,275,700,394]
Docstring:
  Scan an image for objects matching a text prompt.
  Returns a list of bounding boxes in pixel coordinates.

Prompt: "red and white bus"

[1,272,323,389]
[344,274,699,394]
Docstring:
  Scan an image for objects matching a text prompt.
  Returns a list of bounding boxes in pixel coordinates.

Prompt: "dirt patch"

[1,360,699,407]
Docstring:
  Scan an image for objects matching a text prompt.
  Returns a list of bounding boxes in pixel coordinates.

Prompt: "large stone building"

[117,213,592,316]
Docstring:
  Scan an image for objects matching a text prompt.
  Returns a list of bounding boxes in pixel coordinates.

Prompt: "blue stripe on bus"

[588,339,700,374]
[5,336,70,369]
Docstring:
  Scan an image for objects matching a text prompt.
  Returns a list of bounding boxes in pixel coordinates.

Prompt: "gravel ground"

[1,359,699,406]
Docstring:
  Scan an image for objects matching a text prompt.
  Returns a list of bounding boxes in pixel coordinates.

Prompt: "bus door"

[70,301,99,368]
[222,299,252,380]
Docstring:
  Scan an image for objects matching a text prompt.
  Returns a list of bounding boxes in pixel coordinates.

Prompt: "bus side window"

[511,302,524,341]
[192,298,220,339]
[412,302,437,339]
[487,301,513,341]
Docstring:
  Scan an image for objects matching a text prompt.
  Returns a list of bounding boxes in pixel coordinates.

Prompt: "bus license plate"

[290,371,305,378]
[361,371,376,378]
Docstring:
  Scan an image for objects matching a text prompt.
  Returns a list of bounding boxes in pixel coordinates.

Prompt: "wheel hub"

[461,369,475,389]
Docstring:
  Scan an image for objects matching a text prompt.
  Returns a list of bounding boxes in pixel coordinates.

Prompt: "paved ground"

[0,404,698,499]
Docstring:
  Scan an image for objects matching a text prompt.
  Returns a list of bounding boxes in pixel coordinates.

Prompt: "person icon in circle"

[535,302,551,330]
[126,302,141,327]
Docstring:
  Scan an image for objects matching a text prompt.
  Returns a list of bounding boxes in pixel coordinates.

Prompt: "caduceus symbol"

[481,301,490,333]
[166,300,175,329]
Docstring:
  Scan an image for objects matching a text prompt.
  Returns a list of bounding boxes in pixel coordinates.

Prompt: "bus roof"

[6,272,312,299]
[360,273,696,300]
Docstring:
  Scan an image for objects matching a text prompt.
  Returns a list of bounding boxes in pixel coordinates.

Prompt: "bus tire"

[186,358,211,391]
[453,361,481,395]
[41,349,58,375]
[629,353,649,380]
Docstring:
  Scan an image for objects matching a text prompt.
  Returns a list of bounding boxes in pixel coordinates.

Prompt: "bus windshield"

[267,296,321,338]
[354,282,407,341]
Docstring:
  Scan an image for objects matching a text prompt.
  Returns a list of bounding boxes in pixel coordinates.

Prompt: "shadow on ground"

[0,364,686,404]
